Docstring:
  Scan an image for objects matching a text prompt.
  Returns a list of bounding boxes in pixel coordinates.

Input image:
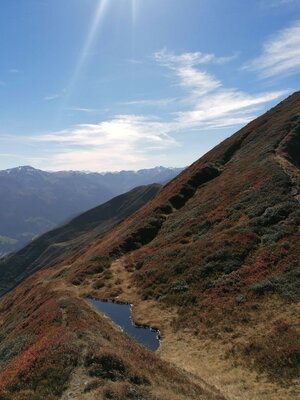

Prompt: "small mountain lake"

[88,298,160,351]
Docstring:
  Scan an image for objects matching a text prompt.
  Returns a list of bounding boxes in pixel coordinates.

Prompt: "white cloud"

[174,89,287,130]
[177,66,221,96]
[154,50,287,130]
[33,49,287,171]
[155,50,225,97]
[244,20,300,78]
[44,88,66,101]
[44,94,61,101]
[39,115,175,146]
[67,107,97,113]
[34,115,178,171]
[8,69,19,74]
[154,49,236,67]
[123,98,177,108]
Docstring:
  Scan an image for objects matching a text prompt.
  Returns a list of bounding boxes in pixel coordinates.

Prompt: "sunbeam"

[67,0,110,97]
[55,0,110,124]
[131,0,138,26]
[130,0,138,73]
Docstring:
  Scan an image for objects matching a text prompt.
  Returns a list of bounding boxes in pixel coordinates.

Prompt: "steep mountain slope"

[0,166,182,255]
[0,166,113,256]
[0,276,225,400]
[0,93,299,399]
[0,184,161,296]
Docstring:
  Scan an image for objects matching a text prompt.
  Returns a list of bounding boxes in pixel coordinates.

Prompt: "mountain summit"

[0,93,299,400]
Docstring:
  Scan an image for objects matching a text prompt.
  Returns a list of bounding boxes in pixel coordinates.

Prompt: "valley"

[0,167,182,255]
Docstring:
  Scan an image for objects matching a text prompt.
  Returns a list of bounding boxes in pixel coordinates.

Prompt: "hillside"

[0,166,182,255]
[0,184,161,297]
[0,92,299,399]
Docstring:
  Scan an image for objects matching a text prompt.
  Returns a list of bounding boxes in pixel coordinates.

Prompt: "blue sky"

[0,0,299,171]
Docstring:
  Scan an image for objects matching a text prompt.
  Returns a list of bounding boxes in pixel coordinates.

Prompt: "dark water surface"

[88,299,160,351]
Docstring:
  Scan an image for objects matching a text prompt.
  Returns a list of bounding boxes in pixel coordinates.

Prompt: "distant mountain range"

[0,165,183,255]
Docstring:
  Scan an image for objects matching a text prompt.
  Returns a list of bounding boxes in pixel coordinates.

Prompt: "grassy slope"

[0,184,161,296]
[0,166,182,255]
[58,92,300,398]
[0,274,224,400]
[0,93,299,399]
[0,184,224,400]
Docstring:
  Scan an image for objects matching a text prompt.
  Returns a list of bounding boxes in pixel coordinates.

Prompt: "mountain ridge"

[0,165,183,255]
[0,92,299,399]
[0,184,162,296]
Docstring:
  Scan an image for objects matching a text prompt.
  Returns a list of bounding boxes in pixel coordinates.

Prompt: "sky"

[0,0,300,172]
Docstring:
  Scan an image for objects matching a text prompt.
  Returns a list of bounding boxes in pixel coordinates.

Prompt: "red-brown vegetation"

[0,92,299,399]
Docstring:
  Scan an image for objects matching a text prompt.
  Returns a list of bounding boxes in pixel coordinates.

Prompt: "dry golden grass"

[75,256,300,400]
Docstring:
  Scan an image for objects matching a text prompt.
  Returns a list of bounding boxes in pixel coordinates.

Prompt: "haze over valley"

[0,165,182,255]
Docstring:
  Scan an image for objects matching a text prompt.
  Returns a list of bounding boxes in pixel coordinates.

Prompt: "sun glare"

[131,0,138,25]
[68,0,110,95]
[60,0,139,115]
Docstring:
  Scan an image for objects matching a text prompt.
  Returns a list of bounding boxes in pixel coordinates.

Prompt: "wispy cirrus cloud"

[154,49,237,67]
[33,49,287,171]
[154,50,286,129]
[174,89,285,130]
[67,107,98,113]
[44,88,66,101]
[123,98,177,108]
[154,49,224,97]
[44,93,62,101]
[244,20,300,78]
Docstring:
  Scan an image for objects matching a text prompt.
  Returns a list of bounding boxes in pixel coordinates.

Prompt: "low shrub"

[85,354,127,381]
